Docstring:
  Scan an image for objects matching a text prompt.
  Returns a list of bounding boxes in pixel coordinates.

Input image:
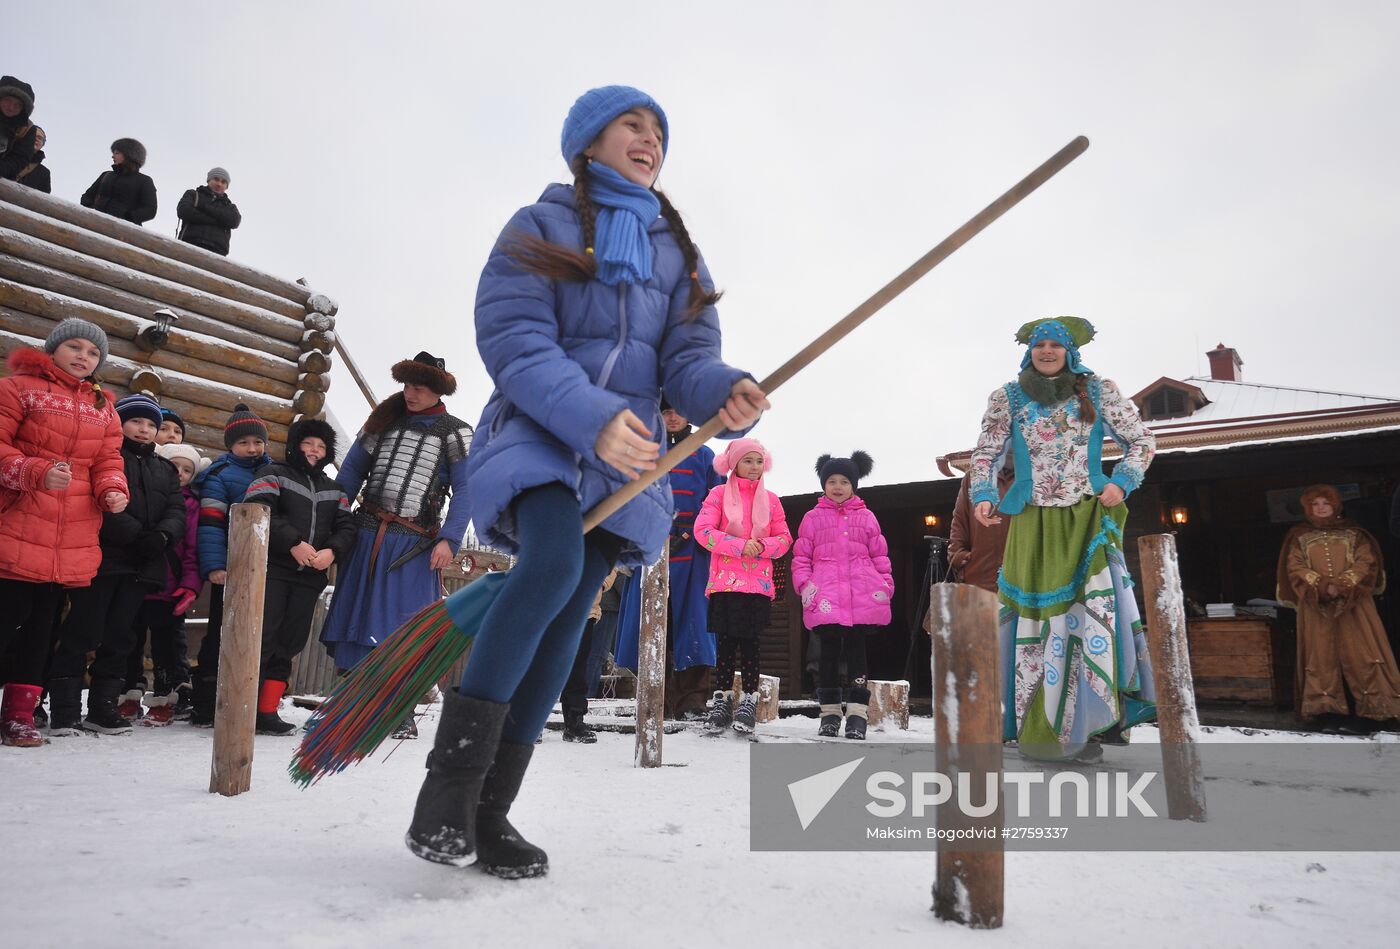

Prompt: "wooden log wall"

[0,179,337,462]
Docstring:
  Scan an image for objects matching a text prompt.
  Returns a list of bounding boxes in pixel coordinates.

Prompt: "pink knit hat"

[713,438,772,539]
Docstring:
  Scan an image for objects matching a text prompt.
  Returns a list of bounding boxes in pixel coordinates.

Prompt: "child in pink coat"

[791,452,893,739]
[694,438,791,734]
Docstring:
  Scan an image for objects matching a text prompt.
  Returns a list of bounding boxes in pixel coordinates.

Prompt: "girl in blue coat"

[407,86,768,878]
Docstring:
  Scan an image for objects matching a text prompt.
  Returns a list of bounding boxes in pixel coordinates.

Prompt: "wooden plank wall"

[0,179,337,462]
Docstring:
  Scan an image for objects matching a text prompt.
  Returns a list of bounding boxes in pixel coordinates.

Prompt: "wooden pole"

[210,503,269,796]
[582,136,1089,533]
[928,582,1003,929]
[1136,534,1207,822]
[634,553,669,768]
[333,334,380,409]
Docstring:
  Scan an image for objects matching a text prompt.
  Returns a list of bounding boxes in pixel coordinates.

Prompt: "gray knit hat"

[207,166,230,184]
[44,318,110,369]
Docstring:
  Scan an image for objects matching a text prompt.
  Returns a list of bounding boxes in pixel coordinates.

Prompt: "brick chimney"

[1206,343,1243,382]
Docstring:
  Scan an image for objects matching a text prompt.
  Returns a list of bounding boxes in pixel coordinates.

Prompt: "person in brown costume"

[948,466,1013,593]
[1276,484,1400,731]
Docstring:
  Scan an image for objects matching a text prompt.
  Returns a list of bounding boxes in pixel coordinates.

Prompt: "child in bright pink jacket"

[694,438,791,735]
[791,451,892,740]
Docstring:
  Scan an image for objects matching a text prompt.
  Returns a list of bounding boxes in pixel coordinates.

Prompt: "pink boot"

[1,683,47,748]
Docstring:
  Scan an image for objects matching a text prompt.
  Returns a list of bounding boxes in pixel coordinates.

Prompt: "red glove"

[172,588,198,616]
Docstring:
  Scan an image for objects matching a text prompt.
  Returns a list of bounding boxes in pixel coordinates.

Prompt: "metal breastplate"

[359,414,471,528]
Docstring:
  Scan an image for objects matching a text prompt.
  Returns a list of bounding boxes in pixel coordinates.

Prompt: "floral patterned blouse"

[969,376,1155,509]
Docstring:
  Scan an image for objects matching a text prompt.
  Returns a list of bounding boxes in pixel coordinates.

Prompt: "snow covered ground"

[4,707,1398,949]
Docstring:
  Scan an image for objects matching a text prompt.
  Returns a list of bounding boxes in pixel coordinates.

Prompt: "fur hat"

[115,393,163,428]
[391,351,456,396]
[286,417,338,472]
[44,318,109,370]
[110,137,147,169]
[816,451,874,491]
[560,85,670,165]
[157,442,210,474]
[0,76,35,120]
[223,403,268,448]
[1299,484,1345,527]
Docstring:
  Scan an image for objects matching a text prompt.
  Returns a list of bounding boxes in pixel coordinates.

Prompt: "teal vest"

[998,376,1109,516]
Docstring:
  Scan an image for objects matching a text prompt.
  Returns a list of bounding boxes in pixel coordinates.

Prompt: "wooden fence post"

[1136,534,1207,822]
[928,581,1004,929]
[209,503,269,796]
[634,553,668,768]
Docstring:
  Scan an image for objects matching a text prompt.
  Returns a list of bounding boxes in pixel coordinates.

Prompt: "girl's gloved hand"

[172,588,198,616]
[800,583,818,607]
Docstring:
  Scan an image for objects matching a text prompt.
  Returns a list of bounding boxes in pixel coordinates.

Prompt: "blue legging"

[458,484,623,744]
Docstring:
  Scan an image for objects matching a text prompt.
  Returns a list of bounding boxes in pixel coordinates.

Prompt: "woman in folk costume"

[1276,484,1400,731]
[319,352,473,736]
[969,316,1157,760]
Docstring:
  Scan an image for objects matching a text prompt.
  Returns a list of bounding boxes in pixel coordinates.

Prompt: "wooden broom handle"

[583,135,1090,533]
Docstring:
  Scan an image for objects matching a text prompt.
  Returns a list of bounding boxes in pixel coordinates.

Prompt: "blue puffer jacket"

[468,184,750,567]
[195,450,272,576]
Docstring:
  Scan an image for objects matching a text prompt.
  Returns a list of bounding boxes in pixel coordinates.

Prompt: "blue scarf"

[587,162,660,286]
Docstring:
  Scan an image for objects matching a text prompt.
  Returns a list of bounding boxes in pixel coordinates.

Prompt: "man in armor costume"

[319,352,473,736]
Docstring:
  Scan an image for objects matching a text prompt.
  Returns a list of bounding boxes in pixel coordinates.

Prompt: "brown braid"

[653,189,723,319]
[502,156,598,282]
[1074,374,1097,424]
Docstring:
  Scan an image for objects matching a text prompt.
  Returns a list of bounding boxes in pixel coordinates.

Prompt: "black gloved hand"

[132,530,169,560]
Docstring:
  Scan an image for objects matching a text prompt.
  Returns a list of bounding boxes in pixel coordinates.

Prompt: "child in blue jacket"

[189,403,271,725]
[406,86,768,878]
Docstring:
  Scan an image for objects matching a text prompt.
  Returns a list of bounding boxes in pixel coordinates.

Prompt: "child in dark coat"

[189,403,272,725]
[133,442,208,725]
[48,394,185,735]
[243,418,356,735]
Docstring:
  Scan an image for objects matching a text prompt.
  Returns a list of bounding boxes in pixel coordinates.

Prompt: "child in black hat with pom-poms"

[791,451,893,739]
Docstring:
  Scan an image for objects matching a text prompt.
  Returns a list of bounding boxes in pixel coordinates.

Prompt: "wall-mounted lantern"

[924,513,940,530]
[1170,506,1189,526]
[136,308,179,352]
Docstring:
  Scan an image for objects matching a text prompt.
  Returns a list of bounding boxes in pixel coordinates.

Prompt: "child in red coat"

[0,320,128,747]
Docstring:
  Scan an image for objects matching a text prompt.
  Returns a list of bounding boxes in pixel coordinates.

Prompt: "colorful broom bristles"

[288,600,473,787]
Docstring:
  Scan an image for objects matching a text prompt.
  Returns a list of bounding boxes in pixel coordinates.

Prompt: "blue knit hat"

[1016,316,1095,375]
[561,85,670,166]
[115,393,163,428]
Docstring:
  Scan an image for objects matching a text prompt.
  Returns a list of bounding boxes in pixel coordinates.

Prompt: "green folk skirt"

[997,498,1156,758]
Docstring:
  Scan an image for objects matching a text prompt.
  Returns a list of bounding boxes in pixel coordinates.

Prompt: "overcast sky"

[11,1,1399,495]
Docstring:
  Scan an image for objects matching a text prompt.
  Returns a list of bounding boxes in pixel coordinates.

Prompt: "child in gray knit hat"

[44,318,110,374]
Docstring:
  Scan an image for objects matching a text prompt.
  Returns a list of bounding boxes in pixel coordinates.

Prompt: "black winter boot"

[732,691,758,734]
[562,713,597,743]
[255,711,297,736]
[705,690,734,733]
[189,675,216,727]
[816,688,843,738]
[405,690,509,867]
[476,741,549,879]
[844,685,871,740]
[47,677,84,736]
[84,678,134,735]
